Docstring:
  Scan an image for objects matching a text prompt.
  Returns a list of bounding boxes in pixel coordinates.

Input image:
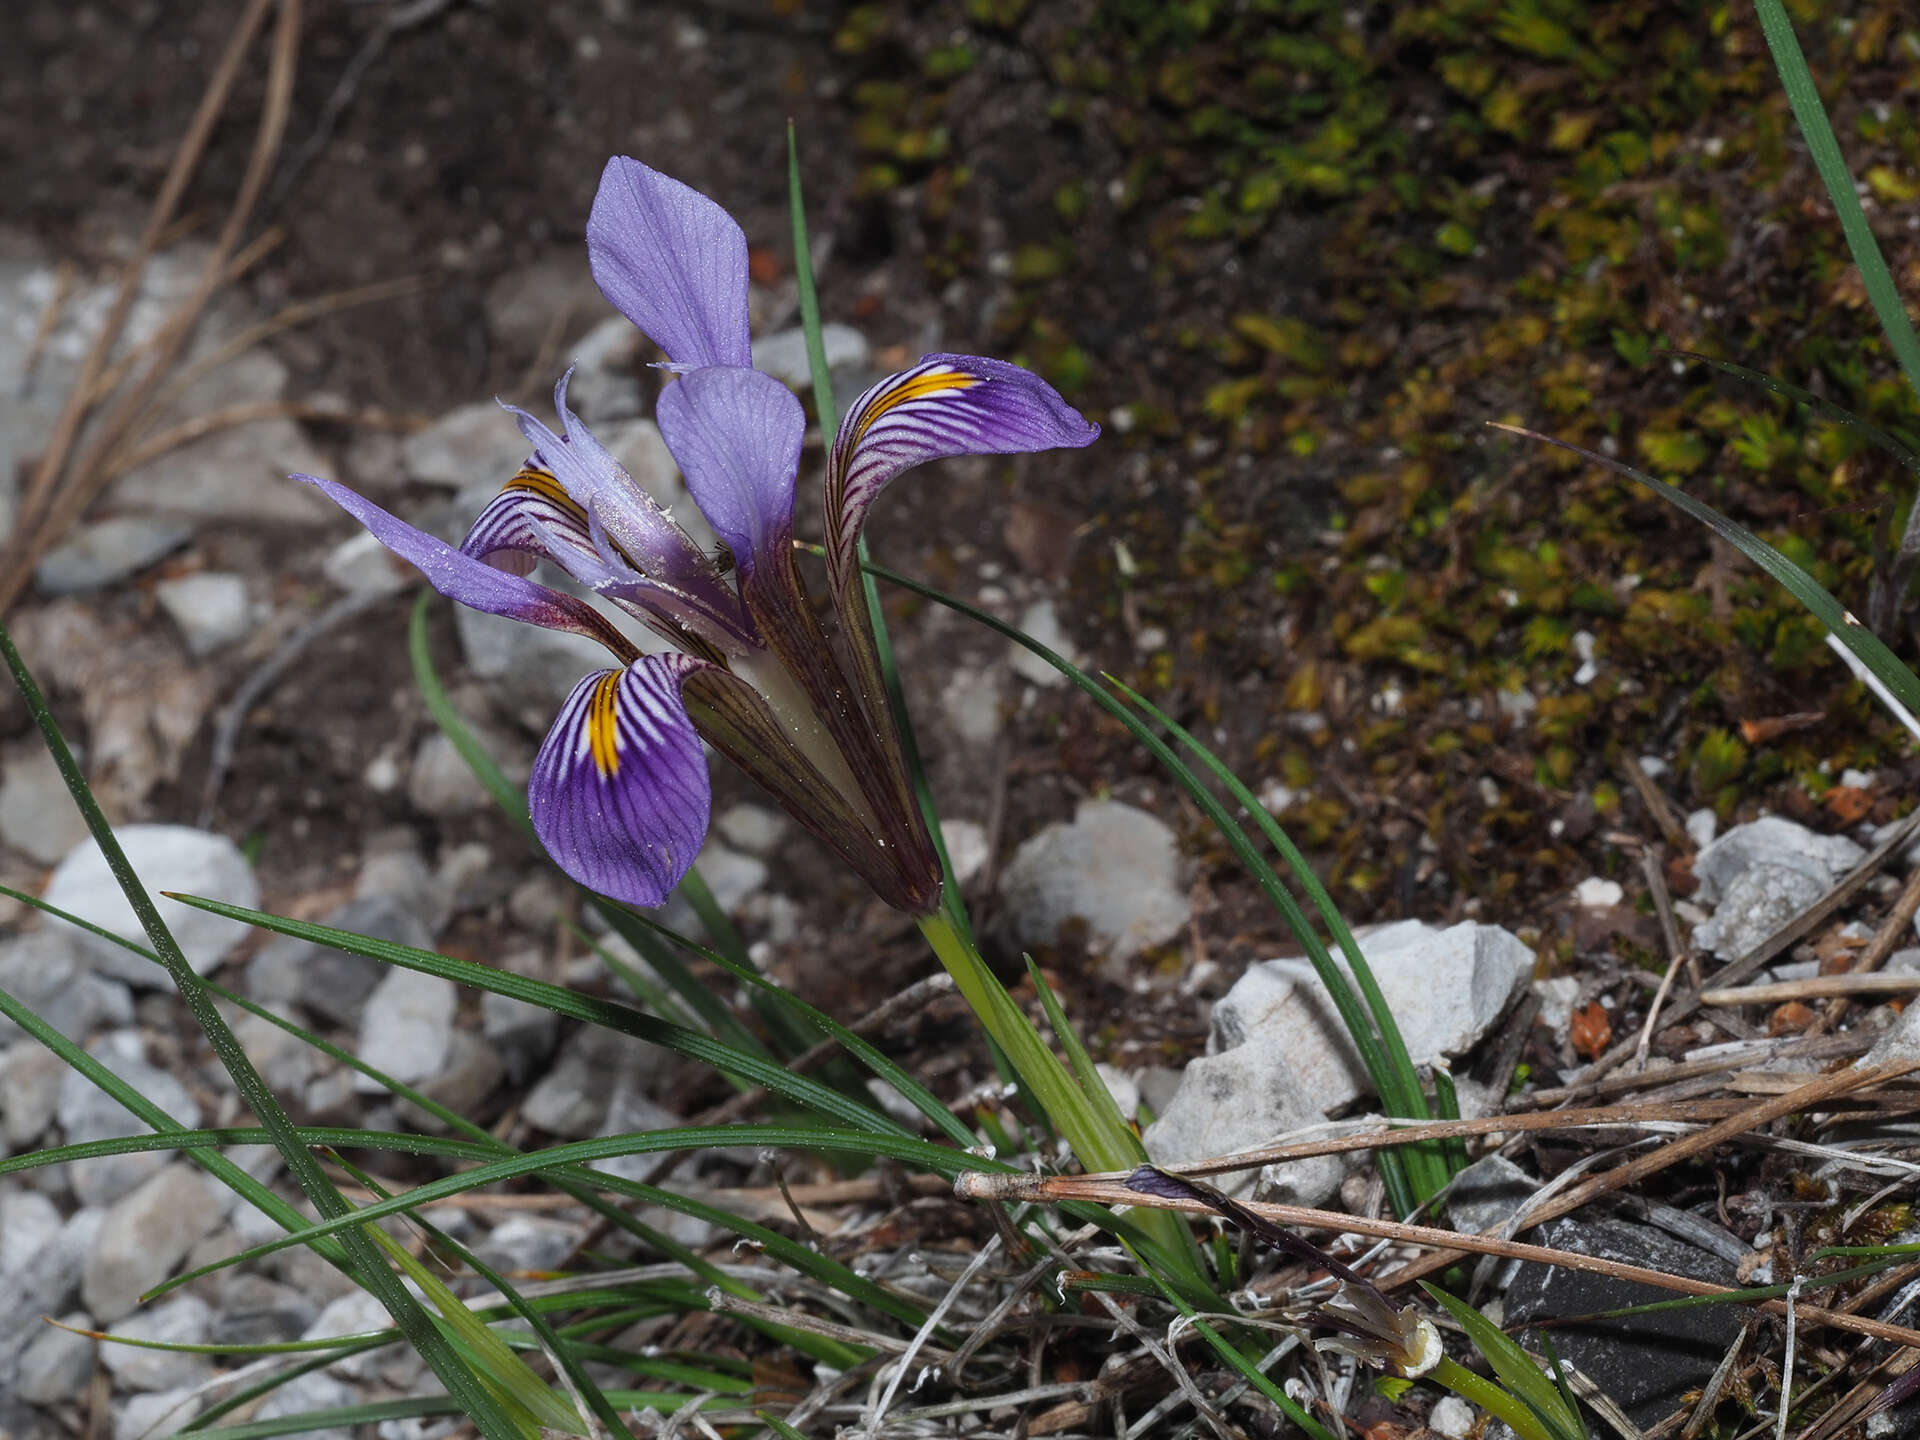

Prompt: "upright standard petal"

[654,365,803,581]
[296,475,638,663]
[586,157,752,370]
[529,655,713,907]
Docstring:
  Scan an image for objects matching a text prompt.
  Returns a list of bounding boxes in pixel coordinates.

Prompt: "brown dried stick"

[1,0,302,614]
[12,0,276,552]
[1531,810,1920,1100]
[959,1063,1920,1341]
[952,1177,1920,1351]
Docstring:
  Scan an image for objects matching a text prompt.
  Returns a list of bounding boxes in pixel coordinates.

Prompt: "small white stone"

[0,737,92,864]
[1496,687,1536,724]
[1638,755,1669,779]
[402,402,527,488]
[155,572,253,656]
[715,804,786,855]
[999,799,1189,964]
[1574,876,1623,909]
[324,530,411,598]
[1429,1395,1475,1440]
[1841,767,1876,790]
[35,516,192,594]
[940,818,990,887]
[45,825,259,984]
[1008,600,1081,687]
[942,666,1004,747]
[353,968,457,1091]
[1685,807,1718,849]
[750,323,870,391]
[1257,779,1296,815]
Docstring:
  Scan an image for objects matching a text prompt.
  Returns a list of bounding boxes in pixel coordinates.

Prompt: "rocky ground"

[7,2,1920,1437]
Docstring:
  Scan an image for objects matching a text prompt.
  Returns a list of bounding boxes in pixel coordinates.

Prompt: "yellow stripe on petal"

[504,465,588,521]
[853,368,983,444]
[587,670,624,778]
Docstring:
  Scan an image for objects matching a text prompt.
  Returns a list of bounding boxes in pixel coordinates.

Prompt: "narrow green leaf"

[1753,0,1920,404]
[1428,1356,1560,1440]
[624,909,976,1147]
[1423,1283,1581,1440]
[0,620,524,1440]
[164,894,910,1140]
[1490,422,1920,719]
[1666,350,1920,480]
[365,1224,580,1436]
[1024,957,1143,1159]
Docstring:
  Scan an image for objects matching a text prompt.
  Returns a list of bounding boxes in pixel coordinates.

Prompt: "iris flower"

[300,157,1097,913]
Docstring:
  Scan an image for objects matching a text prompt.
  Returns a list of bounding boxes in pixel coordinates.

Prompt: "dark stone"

[1503,1217,1740,1430]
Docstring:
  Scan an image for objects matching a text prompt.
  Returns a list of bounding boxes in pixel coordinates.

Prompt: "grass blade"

[1667,350,1920,479]
[0,619,527,1440]
[624,909,976,1147]
[1490,422,1920,719]
[165,893,909,1139]
[1423,1283,1583,1440]
[837,550,1425,1216]
[1753,0,1920,404]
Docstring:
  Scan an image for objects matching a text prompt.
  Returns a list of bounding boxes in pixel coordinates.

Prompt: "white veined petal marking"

[848,364,985,448]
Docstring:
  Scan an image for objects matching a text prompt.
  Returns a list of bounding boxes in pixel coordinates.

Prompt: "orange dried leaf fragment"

[1569,1000,1612,1059]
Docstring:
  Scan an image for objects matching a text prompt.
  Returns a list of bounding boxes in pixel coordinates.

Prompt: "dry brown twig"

[1533,808,1920,1102]
[1,0,303,616]
[955,1062,1920,1350]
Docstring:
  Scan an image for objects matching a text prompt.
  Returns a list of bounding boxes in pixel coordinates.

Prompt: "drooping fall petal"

[295,474,637,663]
[528,655,714,906]
[824,354,1100,596]
[586,156,753,370]
[817,355,1099,884]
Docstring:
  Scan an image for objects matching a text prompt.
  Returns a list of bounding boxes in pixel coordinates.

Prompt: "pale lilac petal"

[654,365,803,582]
[586,157,751,369]
[538,507,760,657]
[528,655,713,907]
[501,371,719,593]
[295,475,636,661]
[825,354,1100,585]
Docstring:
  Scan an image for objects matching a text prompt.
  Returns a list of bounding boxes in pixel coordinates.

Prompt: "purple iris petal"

[587,157,752,370]
[825,354,1100,584]
[502,370,718,593]
[528,655,713,907]
[462,465,600,578]
[654,365,804,582]
[295,474,637,662]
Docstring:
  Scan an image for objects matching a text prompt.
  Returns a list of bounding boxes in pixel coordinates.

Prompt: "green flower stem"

[915,908,1207,1287]
[1429,1358,1557,1440]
